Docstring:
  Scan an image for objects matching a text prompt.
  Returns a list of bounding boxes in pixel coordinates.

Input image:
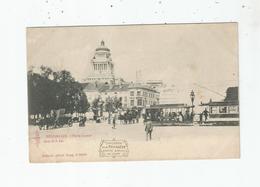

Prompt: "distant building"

[127,83,160,109]
[145,80,182,105]
[146,80,164,89]
[85,40,115,83]
[83,82,159,109]
[83,40,160,109]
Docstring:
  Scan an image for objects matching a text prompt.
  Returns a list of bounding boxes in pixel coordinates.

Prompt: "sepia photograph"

[27,23,239,162]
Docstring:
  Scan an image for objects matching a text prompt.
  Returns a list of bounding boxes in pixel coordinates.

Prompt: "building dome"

[96,40,110,52]
[86,40,115,83]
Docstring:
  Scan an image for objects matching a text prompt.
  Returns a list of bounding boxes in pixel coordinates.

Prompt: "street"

[29,122,240,162]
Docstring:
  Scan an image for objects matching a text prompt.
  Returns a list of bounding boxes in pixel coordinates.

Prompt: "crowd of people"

[144,108,211,125]
[96,109,141,125]
[30,107,211,141]
[90,108,210,126]
[146,109,195,123]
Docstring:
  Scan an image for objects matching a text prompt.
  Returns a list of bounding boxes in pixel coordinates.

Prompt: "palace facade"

[85,40,115,83]
[83,41,160,109]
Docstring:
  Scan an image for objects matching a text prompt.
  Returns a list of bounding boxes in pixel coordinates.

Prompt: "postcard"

[27,23,239,162]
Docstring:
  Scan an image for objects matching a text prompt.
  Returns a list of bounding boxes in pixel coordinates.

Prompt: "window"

[130,91,134,96]
[124,96,127,102]
[130,100,134,106]
[137,91,141,96]
[137,99,142,106]
[210,106,218,114]
[219,106,227,113]
[228,106,238,114]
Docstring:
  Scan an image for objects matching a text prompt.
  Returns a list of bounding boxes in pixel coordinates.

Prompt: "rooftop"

[200,86,239,106]
[150,103,189,109]
[82,82,159,93]
[95,40,110,52]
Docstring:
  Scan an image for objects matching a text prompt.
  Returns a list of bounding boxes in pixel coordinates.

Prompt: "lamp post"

[190,90,195,113]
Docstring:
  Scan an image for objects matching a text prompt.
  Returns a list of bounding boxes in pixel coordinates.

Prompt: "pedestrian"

[112,111,117,129]
[124,112,127,124]
[144,115,153,141]
[203,108,209,122]
[190,111,194,123]
[79,116,86,127]
[185,109,190,121]
[199,112,203,124]
[178,112,184,122]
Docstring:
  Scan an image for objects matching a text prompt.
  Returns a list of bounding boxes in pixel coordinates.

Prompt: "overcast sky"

[27,23,238,103]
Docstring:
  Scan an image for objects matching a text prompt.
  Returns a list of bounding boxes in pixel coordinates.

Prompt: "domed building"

[86,40,115,83]
[83,41,160,109]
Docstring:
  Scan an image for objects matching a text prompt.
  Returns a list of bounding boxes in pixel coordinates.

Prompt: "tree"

[52,70,89,114]
[40,65,53,79]
[104,96,122,123]
[105,96,122,113]
[53,70,75,83]
[28,70,58,117]
[27,67,90,120]
[77,93,90,113]
[73,90,90,114]
[105,96,114,113]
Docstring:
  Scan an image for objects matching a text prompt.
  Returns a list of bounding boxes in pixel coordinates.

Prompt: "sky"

[27,23,239,103]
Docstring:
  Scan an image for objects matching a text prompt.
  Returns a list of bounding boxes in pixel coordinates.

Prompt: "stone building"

[83,40,160,109]
[83,82,159,109]
[85,40,115,83]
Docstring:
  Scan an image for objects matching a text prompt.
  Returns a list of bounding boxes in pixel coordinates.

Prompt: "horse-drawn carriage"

[38,109,73,130]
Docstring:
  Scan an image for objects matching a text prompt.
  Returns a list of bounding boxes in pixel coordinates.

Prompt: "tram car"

[144,104,194,126]
[200,101,239,126]
[200,87,239,126]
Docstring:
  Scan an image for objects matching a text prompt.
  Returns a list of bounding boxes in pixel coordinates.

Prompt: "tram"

[144,104,194,126]
[200,101,239,126]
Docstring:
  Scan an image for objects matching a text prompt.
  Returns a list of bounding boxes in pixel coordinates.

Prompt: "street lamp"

[190,90,195,113]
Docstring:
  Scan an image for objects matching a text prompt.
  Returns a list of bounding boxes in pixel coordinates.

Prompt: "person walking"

[144,115,153,141]
[203,108,209,122]
[112,111,117,129]
[199,112,203,124]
